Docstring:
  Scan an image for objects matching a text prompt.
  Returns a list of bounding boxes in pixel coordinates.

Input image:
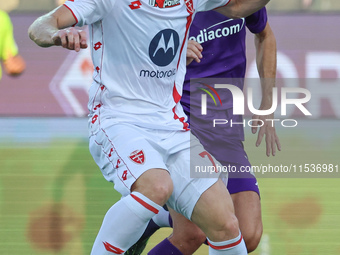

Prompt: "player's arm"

[28,5,87,52]
[251,22,281,156]
[216,0,270,19]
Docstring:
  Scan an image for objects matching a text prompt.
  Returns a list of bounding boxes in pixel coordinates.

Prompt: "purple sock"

[148,238,183,255]
[140,219,160,240]
[168,214,173,228]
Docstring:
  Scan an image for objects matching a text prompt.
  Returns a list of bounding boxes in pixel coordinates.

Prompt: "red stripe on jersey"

[177,14,193,69]
[171,11,193,131]
[172,106,189,130]
[172,85,189,130]
[63,4,78,27]
[99,21,104,82]
[173,85,181,104]
[208,235,243,250]
[130,194,159,214]
[102,241,124,254]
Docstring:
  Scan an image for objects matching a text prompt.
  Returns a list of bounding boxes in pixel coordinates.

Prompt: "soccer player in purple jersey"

[128,7,280,255]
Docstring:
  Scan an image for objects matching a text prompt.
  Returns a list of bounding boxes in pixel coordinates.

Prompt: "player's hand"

[3,54,26,76]
[186,40,203,66]
[52,28,88,52]
[251,112,281,157]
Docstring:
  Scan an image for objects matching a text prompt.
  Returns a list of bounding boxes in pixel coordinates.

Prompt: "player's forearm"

[28,6,76,48]
[217,0,270,19]
[28,13,59,48]
[255,22,277,108]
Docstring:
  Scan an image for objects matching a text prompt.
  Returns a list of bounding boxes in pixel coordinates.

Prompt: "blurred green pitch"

[0,119,339,255]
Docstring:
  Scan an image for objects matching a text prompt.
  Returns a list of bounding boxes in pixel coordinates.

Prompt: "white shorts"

[88,120,220,219]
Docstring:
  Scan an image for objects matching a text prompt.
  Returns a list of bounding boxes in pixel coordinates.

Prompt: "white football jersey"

[64,0,230,130]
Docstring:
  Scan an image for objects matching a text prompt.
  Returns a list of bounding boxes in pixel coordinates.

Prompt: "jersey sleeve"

[0,11,18,61]
[63,0,116,26]
[245,7,268,34]
[196,0,230,13]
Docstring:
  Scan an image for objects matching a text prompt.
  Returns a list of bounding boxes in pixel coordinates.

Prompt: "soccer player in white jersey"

[28,0,270,254]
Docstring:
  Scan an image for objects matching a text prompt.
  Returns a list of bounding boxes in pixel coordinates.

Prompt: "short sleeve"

[245,7,268,34]
[64,0,116,26]
[196,0,230,13]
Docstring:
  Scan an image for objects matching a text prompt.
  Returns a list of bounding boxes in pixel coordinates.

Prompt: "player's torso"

[181,11,247,141]
[181,8,267,144]
[90,0,193,98]
[88,0,197,130]
[182,11,248,113]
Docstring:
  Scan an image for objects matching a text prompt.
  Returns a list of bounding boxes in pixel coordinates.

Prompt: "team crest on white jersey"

[184,0,194,14]
[149,0,180,8]
[129,150,145,164]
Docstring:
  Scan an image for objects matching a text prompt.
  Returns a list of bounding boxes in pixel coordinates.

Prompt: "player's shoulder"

[245,7,267,33]
[248,7,267,19]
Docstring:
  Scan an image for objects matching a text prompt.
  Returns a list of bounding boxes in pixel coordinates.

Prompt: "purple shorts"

[191,132,260,196]
[213,143,260,196]
[221,161,260,197]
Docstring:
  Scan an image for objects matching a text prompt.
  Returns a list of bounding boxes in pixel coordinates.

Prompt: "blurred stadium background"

[1,0,340,254]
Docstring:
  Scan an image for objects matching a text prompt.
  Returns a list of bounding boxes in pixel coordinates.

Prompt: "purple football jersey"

[181,8,267,164]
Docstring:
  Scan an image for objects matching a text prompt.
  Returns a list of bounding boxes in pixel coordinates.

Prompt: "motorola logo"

[149,29,180,67]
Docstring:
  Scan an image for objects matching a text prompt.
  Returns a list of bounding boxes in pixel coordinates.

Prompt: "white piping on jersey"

[206,18,245,31]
